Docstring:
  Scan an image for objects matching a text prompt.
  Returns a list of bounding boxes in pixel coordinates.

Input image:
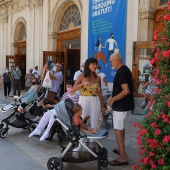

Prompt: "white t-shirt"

[98,72,107,89]
[73,70,83,80]
[32,69,41,79]
[107,39,117,50]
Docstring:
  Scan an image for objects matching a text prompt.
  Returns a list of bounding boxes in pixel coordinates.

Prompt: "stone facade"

[0,0,159,85]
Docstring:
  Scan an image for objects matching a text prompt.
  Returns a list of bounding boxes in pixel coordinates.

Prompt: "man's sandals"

[109,159,129,166]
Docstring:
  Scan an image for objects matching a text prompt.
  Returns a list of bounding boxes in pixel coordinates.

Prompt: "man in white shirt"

[73,63,85,81]
[32,65,41,79]
[105,33,118,61]
[95,65,108,89]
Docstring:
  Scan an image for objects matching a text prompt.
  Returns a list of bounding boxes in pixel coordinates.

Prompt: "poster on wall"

[88,0,127,82]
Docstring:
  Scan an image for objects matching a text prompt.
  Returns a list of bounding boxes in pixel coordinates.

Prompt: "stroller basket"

[63,142,107,163]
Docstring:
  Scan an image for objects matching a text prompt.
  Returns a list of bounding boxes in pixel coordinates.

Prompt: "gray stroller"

[47,98,109,170]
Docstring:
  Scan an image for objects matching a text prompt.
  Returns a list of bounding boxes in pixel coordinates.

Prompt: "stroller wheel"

[100,158,108,167]
[0,123,4,130]
[47,157,63,170]
[28,121,38,133]
[0,128,9,138]
[105,123,111,129]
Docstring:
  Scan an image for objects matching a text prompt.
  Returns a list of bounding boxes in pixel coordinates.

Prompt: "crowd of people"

[1,53,135,166]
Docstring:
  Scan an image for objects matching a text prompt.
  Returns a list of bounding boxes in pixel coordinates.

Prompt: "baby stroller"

[47,98,109,170]
[0,89,44,138]
[102,88,113,129]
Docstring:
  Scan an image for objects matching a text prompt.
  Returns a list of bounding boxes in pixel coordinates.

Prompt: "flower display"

[133,3,170,170]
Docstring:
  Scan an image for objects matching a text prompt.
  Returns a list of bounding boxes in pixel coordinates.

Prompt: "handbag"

[42,71,52,88]
[98,112,103,128]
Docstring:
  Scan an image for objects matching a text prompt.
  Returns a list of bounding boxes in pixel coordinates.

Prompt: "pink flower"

[150,159,154,165]
[154,128,161,135]
[138,158,143,163]
[154,30,158,34]
[164,78,168,84]
[161,74,166,79]
[158,158,164,165]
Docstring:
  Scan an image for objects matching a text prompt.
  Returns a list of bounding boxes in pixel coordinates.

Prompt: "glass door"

[132,42,154,97]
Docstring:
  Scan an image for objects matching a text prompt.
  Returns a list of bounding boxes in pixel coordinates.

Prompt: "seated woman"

[17,78,39,113]
[28,80,79,141]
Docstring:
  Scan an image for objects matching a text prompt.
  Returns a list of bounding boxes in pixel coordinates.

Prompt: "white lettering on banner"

[92,0,115,17]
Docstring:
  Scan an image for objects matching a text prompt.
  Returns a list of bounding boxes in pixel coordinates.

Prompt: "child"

[72,103,98,134]
[17,78,39,113]
[141,70,155,109]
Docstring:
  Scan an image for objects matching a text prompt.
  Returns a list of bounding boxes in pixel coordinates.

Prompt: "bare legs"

[114,129,127,161]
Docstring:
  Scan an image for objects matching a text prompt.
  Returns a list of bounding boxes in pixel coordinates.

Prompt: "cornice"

[49,32,58,39]
[140,9,156,20]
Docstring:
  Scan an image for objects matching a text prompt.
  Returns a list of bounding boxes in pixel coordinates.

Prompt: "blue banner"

[88,0,127,82]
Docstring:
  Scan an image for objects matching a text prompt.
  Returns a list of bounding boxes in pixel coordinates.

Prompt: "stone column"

[49,32,58,51]
[138,0,156,41]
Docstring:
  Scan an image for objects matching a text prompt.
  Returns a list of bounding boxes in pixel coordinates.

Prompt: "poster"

[88,0,127,82]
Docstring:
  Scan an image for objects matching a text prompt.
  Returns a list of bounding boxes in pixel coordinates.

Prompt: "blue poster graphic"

[88,0,127,82]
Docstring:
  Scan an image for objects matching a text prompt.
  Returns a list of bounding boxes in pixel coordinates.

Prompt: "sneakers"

[28,128,41,138]
[33,116,41,122]
[40,131,49,141]
[141,102,147,109]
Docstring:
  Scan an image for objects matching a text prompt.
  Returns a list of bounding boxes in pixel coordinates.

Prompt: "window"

[59,4,81,31]
[159,0,169,6]
[62,38,80,50]
[19,25,26,41]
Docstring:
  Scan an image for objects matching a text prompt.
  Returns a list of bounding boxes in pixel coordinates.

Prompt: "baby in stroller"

[0,78,44,138]
[47,98,109,170]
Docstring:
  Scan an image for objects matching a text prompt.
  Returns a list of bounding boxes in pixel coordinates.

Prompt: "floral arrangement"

[133,3,170,170]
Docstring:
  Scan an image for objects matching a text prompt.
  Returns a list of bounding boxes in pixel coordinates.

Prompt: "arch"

[12,17,27,42]
[49,0,82,34]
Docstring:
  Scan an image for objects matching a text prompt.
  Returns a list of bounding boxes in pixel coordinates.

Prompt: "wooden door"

[16,55,26,89]
[63,49,80,90]
[132,42,154,97]
[6,55,17,73]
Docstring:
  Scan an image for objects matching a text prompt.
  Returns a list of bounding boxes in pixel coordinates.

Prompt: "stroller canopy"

[54,98,74,129]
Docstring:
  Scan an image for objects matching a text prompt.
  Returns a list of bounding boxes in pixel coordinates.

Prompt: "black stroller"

[47,98,109,170]
[0,89,44,138]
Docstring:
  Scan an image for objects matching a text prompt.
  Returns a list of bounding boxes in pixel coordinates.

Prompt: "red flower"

[162,50,170,57]
[152,41,155,46]
[158,158,164,165]
[132,164,137,170]
[153,35,158,40]
[149,152,155,157]
[154,128,161,135]
[152,165,157,169]
[157,16,161,21]
[168,101,170,107]
[161,74,166,79]
[133,122,138,127]
[164,78,168,84]
[151,123,157,128]
[143,157,149,165]
[163,136,170,143]
[164,15,170,21]
[154,30,158,34]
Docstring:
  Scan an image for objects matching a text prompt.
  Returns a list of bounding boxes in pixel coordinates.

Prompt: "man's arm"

[108,84,130,106]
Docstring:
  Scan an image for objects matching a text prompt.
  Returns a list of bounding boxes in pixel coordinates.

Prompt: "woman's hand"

[46,104,52,108]
[91,128,98,134]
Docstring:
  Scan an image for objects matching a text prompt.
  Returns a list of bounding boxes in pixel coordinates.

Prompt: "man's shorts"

[112,111,131,130]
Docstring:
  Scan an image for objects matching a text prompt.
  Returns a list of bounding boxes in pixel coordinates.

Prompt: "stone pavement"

[0,86,143,170]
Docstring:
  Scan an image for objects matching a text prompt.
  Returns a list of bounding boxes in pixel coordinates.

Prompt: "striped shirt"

[61,92,79,103]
